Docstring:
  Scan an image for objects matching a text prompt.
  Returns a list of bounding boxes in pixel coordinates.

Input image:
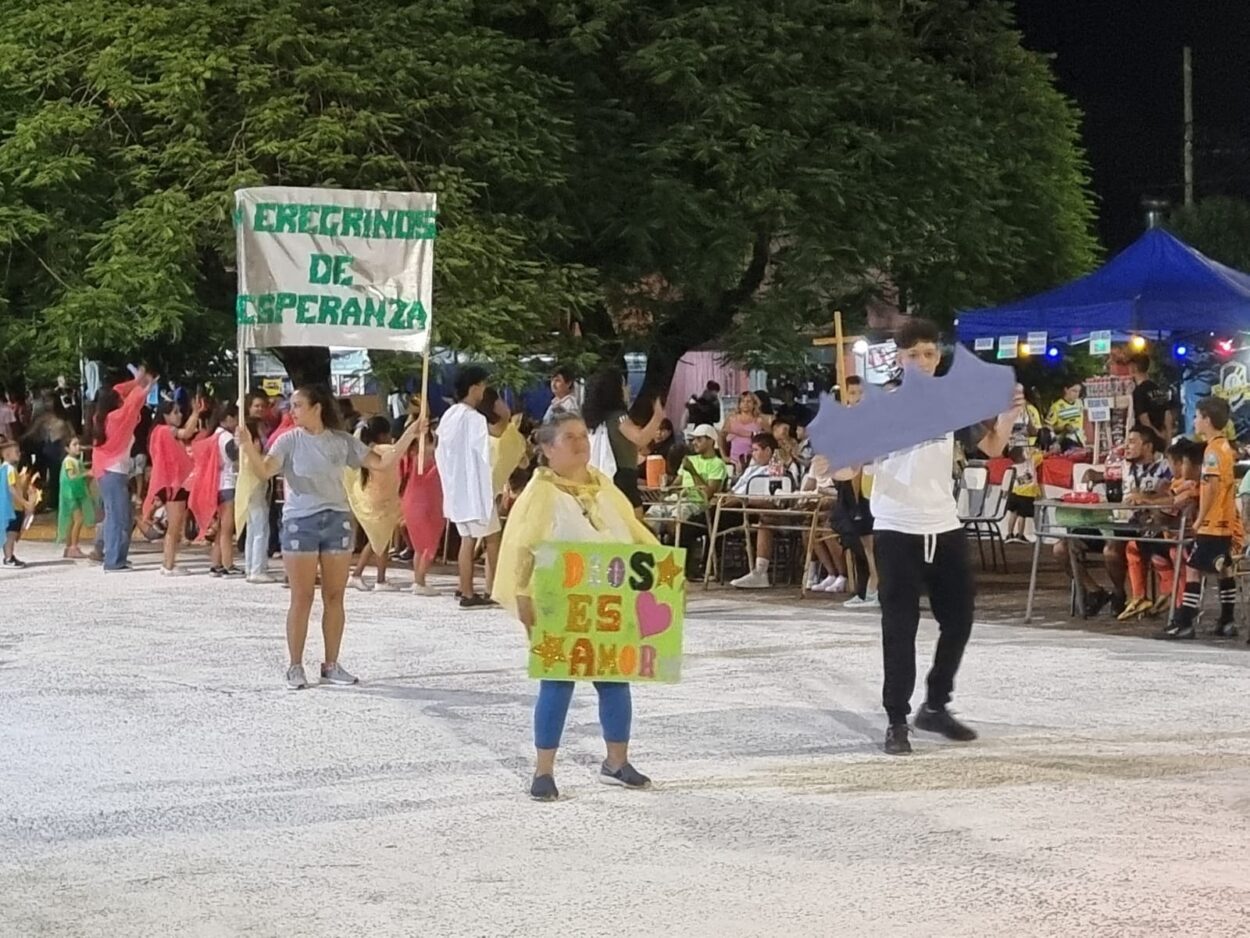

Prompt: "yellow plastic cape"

[490,421,527,496]
[233,447,264,535]
[492,465,657,616]
[344,444,402,553]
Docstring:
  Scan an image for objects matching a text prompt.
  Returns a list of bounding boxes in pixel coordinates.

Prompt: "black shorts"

[832,487,874,539]
[1187,535,1233,575]
[1005,493,1035,519]
[6,510,22,534]
[161,487,190,503]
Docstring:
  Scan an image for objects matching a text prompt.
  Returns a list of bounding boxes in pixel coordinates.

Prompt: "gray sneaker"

[320,662,359,686]
[599,761,652,789]
[286,664,309,690]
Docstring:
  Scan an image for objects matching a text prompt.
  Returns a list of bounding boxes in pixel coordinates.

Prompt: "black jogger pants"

[873,528,975,725]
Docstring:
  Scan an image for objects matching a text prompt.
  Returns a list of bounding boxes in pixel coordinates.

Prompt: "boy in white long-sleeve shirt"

[436,366,508,608]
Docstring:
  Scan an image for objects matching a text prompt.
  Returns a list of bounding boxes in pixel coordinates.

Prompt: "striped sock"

[1178,583,1202,627]
[1219,577,1237,623]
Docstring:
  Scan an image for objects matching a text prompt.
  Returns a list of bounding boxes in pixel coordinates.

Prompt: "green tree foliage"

[0,0,593,388]
[0,0,1098,399]
[495,0,1098,391]
[1168,196,1250,272]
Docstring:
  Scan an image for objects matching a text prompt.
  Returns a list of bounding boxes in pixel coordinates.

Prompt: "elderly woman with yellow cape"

[494,412,659,802]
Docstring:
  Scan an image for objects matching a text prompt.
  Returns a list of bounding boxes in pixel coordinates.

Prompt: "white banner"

[234,186,436,353]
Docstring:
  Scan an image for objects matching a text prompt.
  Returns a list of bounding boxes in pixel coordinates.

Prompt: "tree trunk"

[273,346,332,388]
[638,232,772,404]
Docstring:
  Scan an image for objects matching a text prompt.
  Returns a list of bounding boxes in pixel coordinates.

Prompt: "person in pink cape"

[144,400,201,576]
[91,371,154,571]
[401,419,445,596]
[187,403,240,577]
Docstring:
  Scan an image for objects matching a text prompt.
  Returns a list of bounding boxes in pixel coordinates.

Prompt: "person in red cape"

[91,372,154,570]
[401,422,445,596]
[144,400,200,575]
[188,403,240,576]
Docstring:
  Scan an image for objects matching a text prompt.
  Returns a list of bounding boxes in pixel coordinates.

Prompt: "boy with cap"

[676,424,729,579]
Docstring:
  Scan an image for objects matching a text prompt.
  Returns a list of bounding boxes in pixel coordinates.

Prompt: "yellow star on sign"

[530,633,568,672]
[656,551,683,589]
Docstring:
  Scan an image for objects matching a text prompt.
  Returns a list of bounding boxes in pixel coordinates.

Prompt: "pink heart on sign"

[635,592,673,639]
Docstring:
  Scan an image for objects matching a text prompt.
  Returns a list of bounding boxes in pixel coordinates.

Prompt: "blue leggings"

[534,680,632,750]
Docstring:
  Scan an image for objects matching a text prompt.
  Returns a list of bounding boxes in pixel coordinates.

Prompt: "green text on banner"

[234,186,436,353]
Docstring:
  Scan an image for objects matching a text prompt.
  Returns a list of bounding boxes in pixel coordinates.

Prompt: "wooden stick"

[416,327,433,469]
[833,309,846,405]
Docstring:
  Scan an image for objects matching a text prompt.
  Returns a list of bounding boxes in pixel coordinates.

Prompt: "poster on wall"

[1090,330,1112,356]
[1026,331,1048,356]
[996,335,1019,360]
[863,340,898,385]
[973,337,995,352]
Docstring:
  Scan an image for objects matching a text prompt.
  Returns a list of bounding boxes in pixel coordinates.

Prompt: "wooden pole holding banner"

[237,338,247,431]
[416,326,432,470]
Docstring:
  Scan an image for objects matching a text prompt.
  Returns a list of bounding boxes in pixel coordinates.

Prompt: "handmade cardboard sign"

[528,542,685,683]
[806,344,1017,470]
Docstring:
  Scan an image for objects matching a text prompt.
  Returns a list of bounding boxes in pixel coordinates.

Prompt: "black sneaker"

[209,565,225,578]
[599,761,651,789]
[222,565,245,578]
[1084,589,1111,618]
[2,556,27,569]
[1213,621,1239,639]
[1162,623,1195,640]
[883,723,912,755]
[530,774,559,801]
[459,594,498,609]
[914,705,978,741]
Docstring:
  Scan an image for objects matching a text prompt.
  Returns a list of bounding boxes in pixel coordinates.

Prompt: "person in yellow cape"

[490,412,527,498]
[346,416,405,592]
[494,413,660,802]
[234,417,273,583]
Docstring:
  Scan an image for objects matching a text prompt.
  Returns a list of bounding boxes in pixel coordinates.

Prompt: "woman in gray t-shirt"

[239,385,421,690]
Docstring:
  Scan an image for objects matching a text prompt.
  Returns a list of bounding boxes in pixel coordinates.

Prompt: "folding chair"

[960,465,1014,573]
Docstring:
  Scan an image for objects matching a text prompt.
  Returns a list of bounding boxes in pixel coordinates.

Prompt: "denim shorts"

[280,509,353,555]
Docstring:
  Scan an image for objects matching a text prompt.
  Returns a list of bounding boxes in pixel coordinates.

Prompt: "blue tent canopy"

[955,229,1250,342]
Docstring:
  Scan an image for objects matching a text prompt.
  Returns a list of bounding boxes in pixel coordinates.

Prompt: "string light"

[1129,335,1148,351]
[1017,342,1031,358]
[1047,346,1060,360]
[1173,343,1188,358]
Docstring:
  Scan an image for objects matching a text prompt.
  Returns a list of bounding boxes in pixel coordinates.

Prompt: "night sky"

[1014,0,1250,252]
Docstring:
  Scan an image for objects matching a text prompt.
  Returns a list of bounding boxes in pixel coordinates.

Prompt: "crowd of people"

[2,323,1246,789]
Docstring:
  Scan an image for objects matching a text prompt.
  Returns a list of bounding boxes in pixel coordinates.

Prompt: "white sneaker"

[349,575,373,592]
[374,579,401,592]
[829,575,848,593]
[844,591,880,609]
[815,575,839,592]
[160,565,189,577]
[731,569,771,589]
[412,583,438,596]
[247,573,277,584]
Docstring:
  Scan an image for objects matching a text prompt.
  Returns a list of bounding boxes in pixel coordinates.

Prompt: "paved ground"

[5,539,1250,937]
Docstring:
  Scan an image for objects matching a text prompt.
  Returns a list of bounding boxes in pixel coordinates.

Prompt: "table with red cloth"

[1039,453,1092,489]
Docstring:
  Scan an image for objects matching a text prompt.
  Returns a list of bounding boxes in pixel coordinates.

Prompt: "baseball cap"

[690,424,717,440]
